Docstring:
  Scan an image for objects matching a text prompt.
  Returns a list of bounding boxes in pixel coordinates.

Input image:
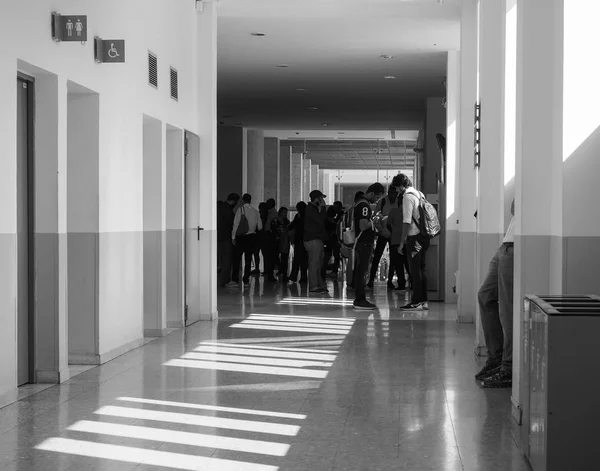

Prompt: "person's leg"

[369,236,387,284]
[316,240,327,290]
[332,242,341,274]
[354,242,372,302]
[406,237,425,304]
[220,239,234,286]
[400,247,411,288]
[321,244,332,279]
[420,238,430,302]
[389,244,403,287]
[280,251,289,281]
[498,245,514,372]
[243,235,255,282]
[264,232,276,280]
[477,248,503,364]
[289,244,299,281]
[231,239,242,283]
[305,241,319,291]
[300,245,309,282]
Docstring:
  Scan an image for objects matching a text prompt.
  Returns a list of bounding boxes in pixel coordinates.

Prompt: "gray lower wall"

[166,229,184,327]
[445,229,459,303]
[143,230,165,335]
[457,231,477,323]
[0,234,17,396]
[563,236,600,295]
[68,233,99,358]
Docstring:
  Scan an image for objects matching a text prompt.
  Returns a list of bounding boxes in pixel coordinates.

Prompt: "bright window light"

[194,345,337,361]
[181,381,322,393]
[164,359,329,379]
[230,324,352,335]
[181,352,333,368]
[35,438,279,471]
[277,300,355,307]
[201,342,340,355]
[269,341,344,348]
[94,406,301,436]
[212,335,345,344]
[67,420,291,456]
[249,315,355,326]
[116,397,306,420]
[239,320,351,332]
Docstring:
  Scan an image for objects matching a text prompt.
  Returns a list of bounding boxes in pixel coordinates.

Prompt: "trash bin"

[520,295,600,471]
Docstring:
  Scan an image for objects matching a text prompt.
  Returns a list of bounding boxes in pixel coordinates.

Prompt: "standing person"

[322,202,344,281]
[274,207,291,282]
[386,203,411,291]
[353,183,385,310]
[232,194,262,285]
[263,198,279,282]
[254,202,268,276]
[343,191,364,290]
[368,186,400,289]
[476,200,515,389]
[395,174,429,310]
[217,193,240,287]
[303,190,329,294]
[288,202,308,283]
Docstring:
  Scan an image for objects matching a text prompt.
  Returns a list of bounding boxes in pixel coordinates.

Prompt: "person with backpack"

[353,183,385,310]
[394,173,440,310]
[232,193,263,285]
[341,191,364,290]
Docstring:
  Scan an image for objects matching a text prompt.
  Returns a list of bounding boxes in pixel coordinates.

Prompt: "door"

[17,76,34,386]
[184,131,202,326]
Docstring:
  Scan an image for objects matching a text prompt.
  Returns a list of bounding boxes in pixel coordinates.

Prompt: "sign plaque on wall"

[52,13,88,42]
[94,38,126,63]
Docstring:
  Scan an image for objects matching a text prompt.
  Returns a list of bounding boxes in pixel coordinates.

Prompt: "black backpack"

[409,190,441,239]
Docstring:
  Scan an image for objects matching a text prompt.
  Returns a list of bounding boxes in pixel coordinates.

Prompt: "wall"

[246,130,265,202]
[0,0,200,398]
[217,125,243,200]
[423,97,446,195]
[264,137,280,202]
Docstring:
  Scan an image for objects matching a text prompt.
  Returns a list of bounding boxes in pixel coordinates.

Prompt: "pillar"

[303,158,312,200]
[196,0,219,319]
[445,52,460,304]
[264,137,279,203]
[457,0,478,324]
[246,130,265,203]
[217,125,243,200]
[290,153,303,206]
[279,145,291,208]
[512,0,564,419]
[311,164,319,195]
[474,0,509,352]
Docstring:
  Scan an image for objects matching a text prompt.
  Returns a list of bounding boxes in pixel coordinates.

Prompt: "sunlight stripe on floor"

[36,438,278,471]
[215,335,346,344]
[240,320,352,331]
[201,341,340,354]
[164,359,329,379]
[230,324,351,335]
[194,345,337,361]
[94,406,301,436]
[250,313,355,323]
[181,352,333,368]
[116,397,306,419]
[68,420,291,456]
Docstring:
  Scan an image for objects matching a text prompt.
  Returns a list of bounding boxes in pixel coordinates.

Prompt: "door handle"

[196,226,204,240]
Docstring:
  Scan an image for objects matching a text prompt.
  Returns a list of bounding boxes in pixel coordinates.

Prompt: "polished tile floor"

[0,279,530,471]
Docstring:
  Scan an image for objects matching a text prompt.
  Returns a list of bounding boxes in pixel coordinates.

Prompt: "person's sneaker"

[421,302,429,310]
[399,302,424,311]
[242,278,250,285]
[481,369,512,388]
[225,281,239,288]
[474,360,501,381]
[309,288,327,295]
[353,299,377,310]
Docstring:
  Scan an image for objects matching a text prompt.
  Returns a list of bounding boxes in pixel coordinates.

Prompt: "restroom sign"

[52,13,88,42]
[94,38,126,63]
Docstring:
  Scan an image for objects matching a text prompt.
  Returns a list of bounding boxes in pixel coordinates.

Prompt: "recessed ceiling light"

[384,75,397,80]
[380,55,394,59]
[296,88,307,92]
[308,106,319,110]
[321,123,331,127]
[250,32,266,37]
[276,64,290,68]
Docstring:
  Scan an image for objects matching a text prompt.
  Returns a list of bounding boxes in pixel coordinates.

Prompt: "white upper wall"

[0,0,199,233]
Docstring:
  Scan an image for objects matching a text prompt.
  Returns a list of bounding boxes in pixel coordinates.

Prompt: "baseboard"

[200,310,218,322]
[144,328,170,338]
[511,396,522,425]
[167,320,184,328]
[69,353,101,365]
[36,367,71,384]
[474,345,488,357]
[99,338,152,364]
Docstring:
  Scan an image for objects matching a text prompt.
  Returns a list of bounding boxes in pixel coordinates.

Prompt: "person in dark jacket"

[217,193,240,287]
[304,190,329,293]
[289,202,308,283]
[274,207,291,281]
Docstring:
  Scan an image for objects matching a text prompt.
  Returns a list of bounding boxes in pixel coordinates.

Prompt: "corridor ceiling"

[217,0,461,131]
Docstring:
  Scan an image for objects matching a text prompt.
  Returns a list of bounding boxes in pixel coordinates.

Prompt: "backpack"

[408,190,441,239]
[341,206,356,246]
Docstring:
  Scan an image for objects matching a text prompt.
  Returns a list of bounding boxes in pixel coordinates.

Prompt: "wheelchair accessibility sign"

[94,38,126,63]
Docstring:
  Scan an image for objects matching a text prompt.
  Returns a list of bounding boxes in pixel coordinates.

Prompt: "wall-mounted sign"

[94,38,126,63]
[51,13,88,42]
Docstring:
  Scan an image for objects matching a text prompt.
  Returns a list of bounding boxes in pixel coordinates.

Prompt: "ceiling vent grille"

[170,67,178,101]
[148,52,158,88]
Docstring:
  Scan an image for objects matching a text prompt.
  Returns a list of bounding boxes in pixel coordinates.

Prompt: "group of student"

[216,172,432,311]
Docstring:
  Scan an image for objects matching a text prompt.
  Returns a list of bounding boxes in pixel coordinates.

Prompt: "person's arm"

[256,209,263,231]
[398,196,415,253]
[232,207,241,243]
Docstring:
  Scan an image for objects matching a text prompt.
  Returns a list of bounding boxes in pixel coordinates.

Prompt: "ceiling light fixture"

[250,32,266,37]
[276,64,290,68]
[296,88,307,92]
[307,107,318,110]
[380,55,394,59]
[384,75,397,80]
[321,123,331,127]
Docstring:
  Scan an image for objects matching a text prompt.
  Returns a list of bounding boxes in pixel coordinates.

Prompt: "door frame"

[17,71,36,384]
[183,132,188,325]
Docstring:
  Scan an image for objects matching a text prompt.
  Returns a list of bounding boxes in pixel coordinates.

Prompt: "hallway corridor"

[0,282,528,471]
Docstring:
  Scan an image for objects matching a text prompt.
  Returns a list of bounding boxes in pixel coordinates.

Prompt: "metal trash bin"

[520,295,600,471]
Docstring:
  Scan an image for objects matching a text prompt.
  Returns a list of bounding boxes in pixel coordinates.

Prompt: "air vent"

[170,67,178,101]
[148,52,158,88]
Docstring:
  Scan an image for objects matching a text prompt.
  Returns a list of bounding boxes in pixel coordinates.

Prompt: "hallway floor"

[0,279,529,471]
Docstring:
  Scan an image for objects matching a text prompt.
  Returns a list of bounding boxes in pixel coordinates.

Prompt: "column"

[264,137,279,202]
[217,125,244,200]
[457,0,478,324]
[196,0,219,319]
[290,153,303,206]
[311,164,319,194]
[474,0,509,353]
[246,130,265,202]
[279,145,291,208]
[512,0,564,418]
[303,158,312,200]
[445,52,460,304]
